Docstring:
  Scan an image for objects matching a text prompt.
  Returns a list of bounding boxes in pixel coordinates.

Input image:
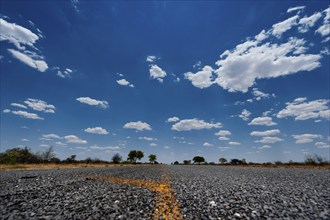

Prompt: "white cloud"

[150,143,157,147]
[315,142,330,149]
[11,110,43,120]
[11,103,27,109]
[166,116,180,123]
[218,147,231,151]
[171,118,221,131]
[123,121,152,131]
[277,98,330,121]
[272,15,299,37]
[239,109,251,121]
[298,12,322,33]
[228,141,241,145]
[184,65,215,89]
[139,137,157,141]
[218,137,229,141]
[287,6,305,13]
[55,142,67,146]
[248,117,277,126]
[149,65,167,83]
[203,142,213,147]
[71,0,80,13]
[8,49,48,72]
[252,88,275,101]
[214,36,321,92]
[259,145,272,149]
[316,23,330,36]
[21,138,29,142]
[24,98,55,113]
[41,134,62,140]
[322,37,330,43]
[90,145,120,151]
[215,130,231,137]
[250,129,281,137]
[0,18,39,49]
[64,135,87,144]
[146,55,159,63]
[117,79,134,87]
[3,109,11,113]
[76,97,109,109]
[255,136,283,144]
[292,134,322,144]
[57,68,73,78]
[84,127,109,135]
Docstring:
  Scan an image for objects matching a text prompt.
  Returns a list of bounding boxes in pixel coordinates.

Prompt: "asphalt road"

[0,165,329,219]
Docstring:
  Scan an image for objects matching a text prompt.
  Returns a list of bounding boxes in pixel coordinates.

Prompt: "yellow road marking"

[86,166,183,220]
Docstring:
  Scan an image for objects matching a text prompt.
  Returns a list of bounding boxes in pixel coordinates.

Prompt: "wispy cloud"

[76,97,109,109]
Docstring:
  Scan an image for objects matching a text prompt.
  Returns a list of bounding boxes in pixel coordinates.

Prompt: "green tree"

[128,150,137,163]
[112,153,122,164]
[40,146,56,162]
[192,156,205,164]
[148,154,157,163]
[183,160,191,165]
[219,157,227,164]
[136,151,144,162]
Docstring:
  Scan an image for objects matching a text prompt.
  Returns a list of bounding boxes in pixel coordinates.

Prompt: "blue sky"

[1,1,329,163]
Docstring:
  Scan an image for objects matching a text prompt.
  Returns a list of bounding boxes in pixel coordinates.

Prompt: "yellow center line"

[85,166,183,220]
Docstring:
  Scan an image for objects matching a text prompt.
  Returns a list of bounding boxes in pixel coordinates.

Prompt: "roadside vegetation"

[0,146,329,170]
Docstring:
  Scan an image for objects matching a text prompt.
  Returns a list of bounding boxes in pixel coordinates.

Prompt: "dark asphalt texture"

[0,165,329,219]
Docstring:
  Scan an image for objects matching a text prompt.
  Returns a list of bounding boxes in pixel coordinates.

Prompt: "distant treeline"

[0,146,328,166]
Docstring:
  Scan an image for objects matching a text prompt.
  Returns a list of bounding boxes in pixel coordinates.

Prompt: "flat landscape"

[1,165,329,219]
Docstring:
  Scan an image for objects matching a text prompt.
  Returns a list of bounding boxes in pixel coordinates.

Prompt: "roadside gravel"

[0,165,329,219]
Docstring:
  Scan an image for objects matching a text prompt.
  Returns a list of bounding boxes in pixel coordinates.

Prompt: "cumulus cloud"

[11,110,43,120]
[277,98,330,121]
[255,136,283,144]
[166,116,180,123]
[250,129,281,137]
[123,121,152,131]
[259,145,272,149]
[248,117,277,126]
[90,145,120,152]
[0,18,39,49]
[11,103,27,109]
[84,127,109,135]
[8,49,48,72]
[0,18,49,72]
[315,142,330,149]
[41,134,62,140]
[239,109,251,121]
[203,142,213,147]
[57,68,73,78]
[228,141,241,145]
[64,135,87,144]
[287,6,305,13]
[171,118,222,131]
[3,109,11,113]
[272,15,299,37]
[76,97,109,109]
[316,6,330,37]
[298,12,322,33]
[292,134,322,144]
[117,79,134,87]
[185,7,327,93]
[146,55,159,63]
[252,88,275,101]
[214,37,321,92]
[149,65,167,83]
[184,66,215,89]
[139,137,157,141]
[150,143,157,147]
[215,130,231,137]
[24,98,55,113]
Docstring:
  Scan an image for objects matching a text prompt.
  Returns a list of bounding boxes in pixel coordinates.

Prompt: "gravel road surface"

[0,165,329,219]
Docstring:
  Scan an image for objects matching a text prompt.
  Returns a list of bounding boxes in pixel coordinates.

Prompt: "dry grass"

[0,163,134,171]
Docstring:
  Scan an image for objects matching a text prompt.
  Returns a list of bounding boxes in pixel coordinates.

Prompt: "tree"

[173,161,179,165]
[65,155,77,163]
[230,159,241,165]
[192,156,205,164]
[183,160,191,165]
[40,146,56,162]
[127,150,144,163]
[128,150,137,163]
[136,151,144,162]
[148,154,157,163]
[112,153,122,164]
[219,157,227,164]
